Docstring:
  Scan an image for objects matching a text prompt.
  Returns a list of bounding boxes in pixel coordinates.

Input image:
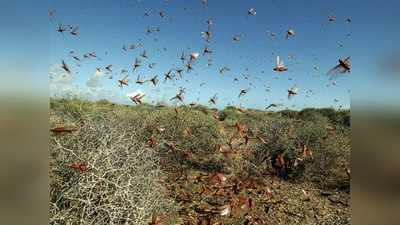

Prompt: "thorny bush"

[50,98,178,224]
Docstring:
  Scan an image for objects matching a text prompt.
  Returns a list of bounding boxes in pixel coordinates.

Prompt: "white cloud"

[87,87,124,100]
[50,73,75,84]
[50,64,62,75]
[86,70,105,87]
[126,89,146,98]
[50,84,83,97]
[126,89,153,104]
[50,83,130,104]
[50,64,75,84]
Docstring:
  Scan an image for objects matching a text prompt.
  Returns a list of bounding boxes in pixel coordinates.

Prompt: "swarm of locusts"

[50,1,350,224]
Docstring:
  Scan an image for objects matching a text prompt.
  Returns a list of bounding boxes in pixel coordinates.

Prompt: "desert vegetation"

[50,97,350,224]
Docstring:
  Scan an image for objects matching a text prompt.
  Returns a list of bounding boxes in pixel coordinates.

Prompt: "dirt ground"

[165,168,350,225]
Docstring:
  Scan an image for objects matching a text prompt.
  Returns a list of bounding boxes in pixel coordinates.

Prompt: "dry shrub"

[50,101,178,224]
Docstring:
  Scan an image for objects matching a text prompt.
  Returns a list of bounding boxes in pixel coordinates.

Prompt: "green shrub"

[192,104,213,115]
[137,106,220,171]
[299,108,350,128]
[254,117,296,177]
[218,107,240,122]
[253,114,350,187]
[311,133,350,188]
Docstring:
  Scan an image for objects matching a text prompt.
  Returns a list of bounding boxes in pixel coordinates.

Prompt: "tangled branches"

[50,111,176,224]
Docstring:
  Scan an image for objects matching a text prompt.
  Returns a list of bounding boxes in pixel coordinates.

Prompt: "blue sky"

[50,0,350,111]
